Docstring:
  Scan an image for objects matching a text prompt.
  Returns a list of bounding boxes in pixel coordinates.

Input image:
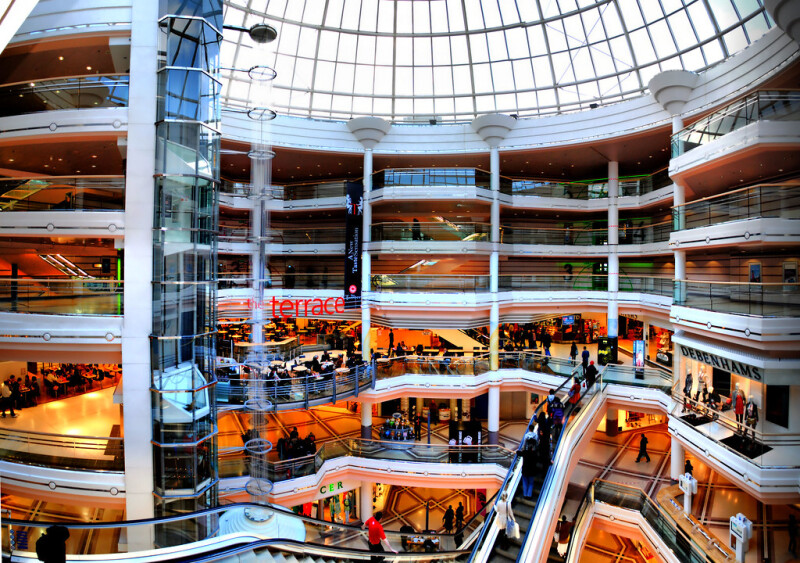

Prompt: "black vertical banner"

[344,181,364,310]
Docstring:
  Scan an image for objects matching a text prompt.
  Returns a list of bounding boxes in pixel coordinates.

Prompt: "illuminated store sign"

[270,296,345,317]
[679,345,762,381]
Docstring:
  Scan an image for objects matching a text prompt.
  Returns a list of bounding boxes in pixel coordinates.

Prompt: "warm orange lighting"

[58,56,64,61]
[86,66,92,70]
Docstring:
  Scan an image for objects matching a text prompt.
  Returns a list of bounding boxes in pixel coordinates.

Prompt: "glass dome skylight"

[221,0,772,123]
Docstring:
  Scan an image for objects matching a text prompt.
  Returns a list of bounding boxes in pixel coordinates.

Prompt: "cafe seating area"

[30,363,120,405]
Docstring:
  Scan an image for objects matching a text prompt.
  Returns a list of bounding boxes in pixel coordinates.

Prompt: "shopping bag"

[506,517,520,539]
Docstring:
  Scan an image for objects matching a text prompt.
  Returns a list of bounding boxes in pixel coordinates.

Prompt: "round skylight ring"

[247,107,277,121]
[248,148,276,160]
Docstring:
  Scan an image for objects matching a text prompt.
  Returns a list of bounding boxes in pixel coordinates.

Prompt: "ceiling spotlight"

[589,103,599,109]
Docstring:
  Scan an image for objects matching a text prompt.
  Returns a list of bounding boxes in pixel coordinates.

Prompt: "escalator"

[470,369,604,563]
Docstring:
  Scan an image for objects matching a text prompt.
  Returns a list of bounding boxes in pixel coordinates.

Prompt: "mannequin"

[694,365,707,401]
[682,370,693,413]
[744,396,758,440]
[733,383,745,430]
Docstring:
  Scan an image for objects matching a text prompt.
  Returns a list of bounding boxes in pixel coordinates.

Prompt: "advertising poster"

[344,181,364,309]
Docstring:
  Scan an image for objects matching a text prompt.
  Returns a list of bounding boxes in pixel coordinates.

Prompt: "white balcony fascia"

[671,304,799,341]
[618,184,675,209]
[0,106,127,141]
[0,311,122,340]
[269,243,344,255]
[371,186,493,203]
[219,193,255,210]
[588,504,683,563]
[0,211,124,237]
[509,243,612,257]
[273,196,346,211]
[0,461,125,499]
[367,291,492,308]
[669,120,800,179]
[218,241,256,254]
[12,0,132,45]
[616,242,671,255]
[671,217,800,250]
[366,240,494,254]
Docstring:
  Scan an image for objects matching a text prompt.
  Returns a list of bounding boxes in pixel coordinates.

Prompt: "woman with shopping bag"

[494,492,519,549]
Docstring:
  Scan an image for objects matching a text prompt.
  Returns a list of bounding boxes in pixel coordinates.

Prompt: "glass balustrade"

[617,276,673,296]
[672,183,800,231]
[218,438,514,480]
[218,274,345,290]
[0,177,125,212]
[674,280,800,317]
[618,221,671,244]
[601,364,672,392]
[373,168,494,190]
[500,226,608,246]
[590,480,727,562]
[0,278,123,315]
[218,227,345,245]
[671,90,800,157]
[0,75,129,117]
[371,274,491,293]
[502,169,670,199]
[372,222,491,242]
[0,428,123,472]
[220,180,348,200]
[1,501,470,558]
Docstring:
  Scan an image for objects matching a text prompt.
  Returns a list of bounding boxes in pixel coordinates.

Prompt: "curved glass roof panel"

[221,0,772,123]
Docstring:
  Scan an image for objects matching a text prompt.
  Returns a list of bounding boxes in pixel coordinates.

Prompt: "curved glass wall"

[222,0,771,122]
[152,0,222,542]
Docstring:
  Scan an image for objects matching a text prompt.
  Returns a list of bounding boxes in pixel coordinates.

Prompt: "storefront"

[295,479,360,524]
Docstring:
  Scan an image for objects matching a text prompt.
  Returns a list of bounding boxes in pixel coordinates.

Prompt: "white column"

[490,147,500,243]
[416,397,424,413]
[674,180,686,304]
[360,481,373,522]
[490,252,499,293]
[361,301,371,362]
[670,436,685,480]
[450,398,459,420]
[401,396,410,414]
[361,400,373,439]
[672,115,684,134]
[122,0,157,547]
[525,395,535,420]
[487,386,500,444]
[606,407,619,437]
[362,149,373,242]
[490,302,499,371]
[607,161,619,341]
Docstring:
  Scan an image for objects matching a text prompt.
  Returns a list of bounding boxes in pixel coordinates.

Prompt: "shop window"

[766,385,789,429]
[712,368,731,398]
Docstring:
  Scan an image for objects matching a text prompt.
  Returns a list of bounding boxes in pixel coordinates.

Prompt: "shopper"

[1,378,16,418]
[363,511,397,562]
[494,492,515,549]
[555,515,573,557]
[569,342,578,364]
[568,378,581,409]
[635,433,650,463]
[684,458,693,476]
[581,346,590,371]
[35,524,70,563]
[519,445,538,499]
[584,361,598,388]
[442,505,455,532]
[455,502,465,530]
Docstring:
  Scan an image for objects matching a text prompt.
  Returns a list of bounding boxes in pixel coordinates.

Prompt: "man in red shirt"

[363,511,397,562]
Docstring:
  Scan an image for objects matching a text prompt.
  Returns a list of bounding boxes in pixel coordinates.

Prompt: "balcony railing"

[619,220,671,244]
[0,427,123,472]
[375,352,579,379]
[218,274,345,291]
[0,74,129,117]
[371,274,491,293]
[220,180,349,201]
[500,226,608,246]
[0,278,123,315]
[218,438,515,480]
[372,222,491,242]
[497,275,672,296]
[672,183,800,230]
[218,227,346,245]
[0,176,125,212]
[373,168,493,190]
[671,90,800,157]
[502,169,671,199]
[675,280,800,317]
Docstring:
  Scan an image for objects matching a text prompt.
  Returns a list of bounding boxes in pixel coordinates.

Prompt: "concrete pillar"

[361,401,373,439]
[490,301,499,371]
[362,149,373,242]
[416,397,424,413]
[674,179,687,306]
[525,395,535,420]
[607,161,619,340]
[671,436,685,480]
[450,398,459,420]
[490,252,499,293]
[122,0,158,548]
[606,407,619,437]
[672,115,684,134]
[360,481,373,522]
[487,386,500,444]
[462,398,471,421]
[401,396,410,414]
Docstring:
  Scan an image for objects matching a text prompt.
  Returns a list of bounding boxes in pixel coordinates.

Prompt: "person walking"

[455,502,465,530]
[412,218,421,241]
[555,515,573,557]
[443,505,455,533]
[569,342,578,364]
[684,458,693,476]
[568,378,581,410]
[494,492,516,549]
[388,329,394,355]
[635,433,650,463]
[363,512,397,562]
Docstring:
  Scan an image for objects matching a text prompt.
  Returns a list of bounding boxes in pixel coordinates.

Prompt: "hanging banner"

[344,181,364,310]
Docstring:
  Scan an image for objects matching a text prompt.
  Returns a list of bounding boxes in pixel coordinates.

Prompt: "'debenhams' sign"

[679,345,762,381]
